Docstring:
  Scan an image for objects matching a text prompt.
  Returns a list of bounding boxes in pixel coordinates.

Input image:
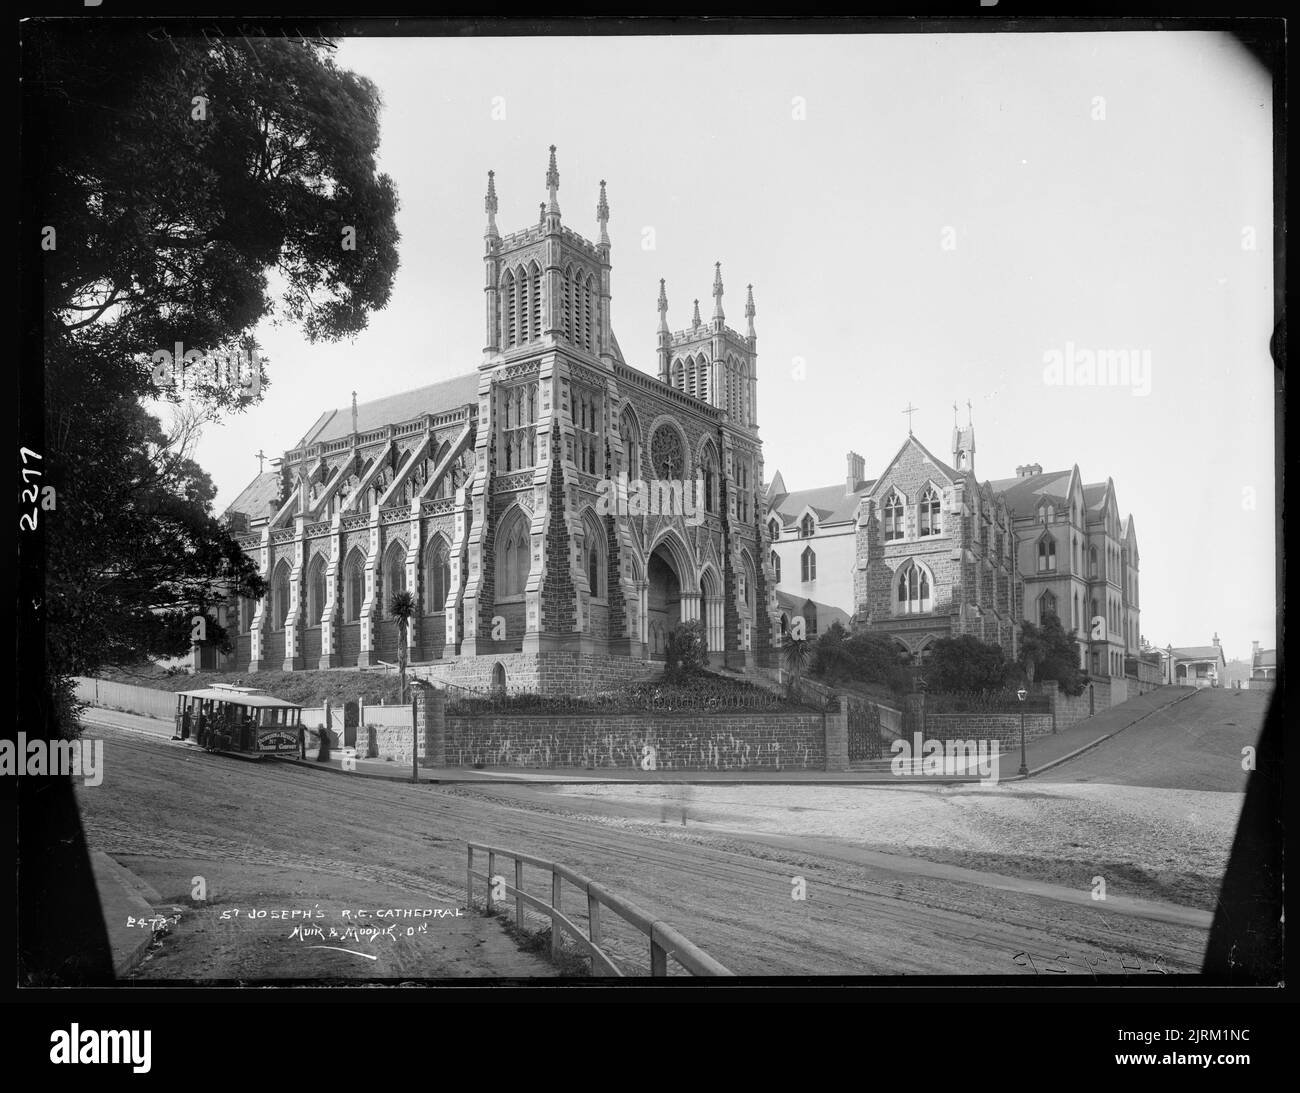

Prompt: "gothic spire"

[545,144,560,218]
[484,170,498,237]
[712,262,725,321]
[692,298,701,328]
[657,278,669,334]
[539,202,546,228]
[597,179,609,246]
[745,283,756,338]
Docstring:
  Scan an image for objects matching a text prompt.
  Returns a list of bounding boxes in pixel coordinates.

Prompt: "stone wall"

[443,710,825,771]
[413,650,660,696]
[923,712,1054,749]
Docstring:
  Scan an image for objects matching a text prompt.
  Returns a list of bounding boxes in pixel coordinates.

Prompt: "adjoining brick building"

[213,148,779,693]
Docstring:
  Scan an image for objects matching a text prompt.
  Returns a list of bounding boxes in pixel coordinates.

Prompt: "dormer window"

[799,514,816,539]
[918,485,941,536]
[768,517,781,542]
[884,490,905,541]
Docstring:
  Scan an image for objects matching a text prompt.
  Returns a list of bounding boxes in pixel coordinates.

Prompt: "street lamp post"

[1016,687,1028,777]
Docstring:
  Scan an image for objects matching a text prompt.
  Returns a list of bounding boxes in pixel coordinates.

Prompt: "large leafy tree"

[31,27,401,731]
[924,634,1014,693]
[1018,613,1086,696]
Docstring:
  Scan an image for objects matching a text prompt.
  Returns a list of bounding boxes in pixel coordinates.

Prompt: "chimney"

[846,450,865,493]
[1252,640,1260,657]
[1213,633,1220,648]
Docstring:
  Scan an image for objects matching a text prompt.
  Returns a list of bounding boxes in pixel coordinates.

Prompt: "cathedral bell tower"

[656,262,759,430]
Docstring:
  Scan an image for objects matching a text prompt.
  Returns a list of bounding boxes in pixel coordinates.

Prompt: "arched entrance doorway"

[646,545,682,660]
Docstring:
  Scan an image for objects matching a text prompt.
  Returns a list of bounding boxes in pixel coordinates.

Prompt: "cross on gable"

[902,402,919,435]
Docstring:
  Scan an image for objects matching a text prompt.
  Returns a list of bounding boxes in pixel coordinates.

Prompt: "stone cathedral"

[218,148,779,693]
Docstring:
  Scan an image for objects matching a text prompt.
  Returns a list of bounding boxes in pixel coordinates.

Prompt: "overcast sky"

[186,30,1275,661]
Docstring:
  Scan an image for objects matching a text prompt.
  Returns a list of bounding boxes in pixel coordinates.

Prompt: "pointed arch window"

[530,265,543,342]
[425,539,451,614]
[271,562,291,631]
[768,517,781,542]
[1039,590,1057,625]
[771,551,781,583]
[801,546,816,582]
[502,269,517,348]
[582,514,606,599]
[384,544,407,616]
[498,511,531,598]
[884,490,905,541]
[344,551,365,623]
[698,441,719,514]
[1037,535,1057,573]
[918,484,941,536]
[894,560,932,615]
[583,273,594,351]
[620,407,641,479]
[307,555,327,627]
[799,514,816,539]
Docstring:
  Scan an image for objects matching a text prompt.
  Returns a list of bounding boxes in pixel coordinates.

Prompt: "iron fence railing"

[442,677,804,715]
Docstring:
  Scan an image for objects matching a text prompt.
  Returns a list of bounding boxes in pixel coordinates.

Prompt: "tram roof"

[174,688,301,709]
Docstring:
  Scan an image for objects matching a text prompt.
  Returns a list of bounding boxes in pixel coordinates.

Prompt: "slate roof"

[768,481,875,527]
[225,472,282,520]
[1083,482,1110,511]
[985,468,1074,519]
[1253,648,1277,668]
[1169,645,1225,663]
[297,372,481,447]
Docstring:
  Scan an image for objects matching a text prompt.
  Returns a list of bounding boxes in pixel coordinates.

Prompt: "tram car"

[173,684,304,758]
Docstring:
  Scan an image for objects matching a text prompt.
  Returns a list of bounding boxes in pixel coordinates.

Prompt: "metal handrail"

[466,842,732,977]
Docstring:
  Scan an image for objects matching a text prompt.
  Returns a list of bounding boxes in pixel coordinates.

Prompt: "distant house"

[1163,635,1226,688]
[1249,640,1277,689]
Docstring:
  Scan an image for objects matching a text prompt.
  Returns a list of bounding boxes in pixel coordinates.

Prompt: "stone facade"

[853,432,1020,663]
[214,148,780,688]
[444,711,826,771]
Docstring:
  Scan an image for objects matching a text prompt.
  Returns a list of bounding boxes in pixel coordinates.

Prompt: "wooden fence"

[466,842,732,977]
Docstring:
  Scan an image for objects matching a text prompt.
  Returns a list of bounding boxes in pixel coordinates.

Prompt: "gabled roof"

[868,435,962,500]
[225,472,281,521]
[1254,648,1277,668]
[1083,482,1109,512]
[985,467,1076,520]
[298,372,480,447]
[769,481,874,527]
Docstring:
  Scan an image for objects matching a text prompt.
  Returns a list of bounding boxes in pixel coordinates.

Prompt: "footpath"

[83,685,1199,788]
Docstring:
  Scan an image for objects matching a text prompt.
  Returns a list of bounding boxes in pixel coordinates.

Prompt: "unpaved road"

[76,716,1224,978]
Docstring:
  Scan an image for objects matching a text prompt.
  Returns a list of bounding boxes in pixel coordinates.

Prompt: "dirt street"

[76,717,1226,978]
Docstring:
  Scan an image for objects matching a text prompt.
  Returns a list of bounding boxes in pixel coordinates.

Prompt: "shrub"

[811,625,912,694]
[923,635,1016,693]
[664,619,708,680]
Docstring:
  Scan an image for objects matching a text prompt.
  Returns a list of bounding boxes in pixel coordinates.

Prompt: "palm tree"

[782,637,812,700]
[388,590,417,704]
